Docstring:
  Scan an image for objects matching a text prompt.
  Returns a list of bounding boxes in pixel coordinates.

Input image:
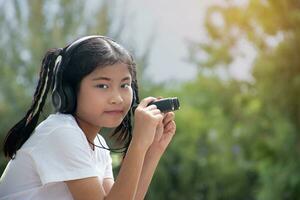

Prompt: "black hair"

[3,36,139,159]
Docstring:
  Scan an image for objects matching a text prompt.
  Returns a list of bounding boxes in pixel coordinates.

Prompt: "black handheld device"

[148,97,180,113]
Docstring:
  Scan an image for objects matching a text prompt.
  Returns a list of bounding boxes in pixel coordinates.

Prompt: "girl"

[0,35,176,200]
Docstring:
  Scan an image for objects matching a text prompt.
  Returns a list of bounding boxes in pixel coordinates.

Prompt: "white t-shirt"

[0,113,114,200]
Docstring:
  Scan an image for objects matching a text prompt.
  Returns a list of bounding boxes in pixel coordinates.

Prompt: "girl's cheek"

[124,89,133,102]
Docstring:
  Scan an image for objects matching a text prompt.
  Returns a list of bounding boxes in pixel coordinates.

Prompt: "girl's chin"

[102,120,124,128]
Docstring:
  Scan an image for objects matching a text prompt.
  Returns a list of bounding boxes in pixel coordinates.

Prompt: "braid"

[3,48,62,159]
[26,50,62,124]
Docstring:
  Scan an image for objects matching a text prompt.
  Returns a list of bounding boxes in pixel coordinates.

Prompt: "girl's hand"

[132,97,164,151]
[148,111,176,155]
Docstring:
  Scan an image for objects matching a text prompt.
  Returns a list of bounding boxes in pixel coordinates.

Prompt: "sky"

[0,0,254,83]
[125,0,205,83]
[122,0,255,83]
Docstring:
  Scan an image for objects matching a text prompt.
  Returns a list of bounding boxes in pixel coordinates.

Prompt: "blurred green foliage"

[1,1,300,200]
[146,1,300,200]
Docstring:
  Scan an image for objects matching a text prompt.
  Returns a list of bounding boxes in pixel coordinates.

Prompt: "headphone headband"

[65,35,106,54]
[52,35,106,112]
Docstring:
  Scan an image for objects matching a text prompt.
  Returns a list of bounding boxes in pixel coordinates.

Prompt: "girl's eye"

[96,84,109,89]
[121,83,131,88]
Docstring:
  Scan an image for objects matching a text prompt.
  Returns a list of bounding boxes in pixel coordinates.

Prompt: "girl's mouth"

[104,110,123,115]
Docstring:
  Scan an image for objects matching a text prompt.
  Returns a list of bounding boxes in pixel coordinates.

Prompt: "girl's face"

[75,63,133,133]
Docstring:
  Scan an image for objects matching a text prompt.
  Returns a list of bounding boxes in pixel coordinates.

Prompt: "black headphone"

[52,35,137,113]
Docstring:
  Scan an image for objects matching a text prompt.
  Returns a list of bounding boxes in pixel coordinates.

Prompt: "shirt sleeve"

[97,135,114,180]
[104,153,114,180]
[30,127,98,185]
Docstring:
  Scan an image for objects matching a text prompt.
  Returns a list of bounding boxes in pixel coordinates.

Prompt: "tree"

[176,0,300,199]
[146,1,300,199]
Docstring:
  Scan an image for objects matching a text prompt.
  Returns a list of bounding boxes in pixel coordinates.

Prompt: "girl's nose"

[110,92,123,104]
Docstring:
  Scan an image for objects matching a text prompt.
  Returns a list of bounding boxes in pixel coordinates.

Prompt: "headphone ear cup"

[52,90,62,111]
[61,83,75,113]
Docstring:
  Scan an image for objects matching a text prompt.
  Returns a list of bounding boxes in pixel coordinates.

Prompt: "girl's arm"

[102,113,176,200]
[65,97,163,200]
[65,140,146,200]
[134,112,176,200]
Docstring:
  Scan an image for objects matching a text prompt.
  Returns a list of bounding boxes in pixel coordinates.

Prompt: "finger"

[161,122,176,143]
[154,113,164,121]
[164,120,175,130]
[155,121,164,138]
[163,112,175,124]
[163,126,176,137]
[145,104,157,111]
[163,120,172,129]
[138,97,157,108]
[164,112,174,119]
[151,109,162,115]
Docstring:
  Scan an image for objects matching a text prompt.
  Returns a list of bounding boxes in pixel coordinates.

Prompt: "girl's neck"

[73,114,101,143]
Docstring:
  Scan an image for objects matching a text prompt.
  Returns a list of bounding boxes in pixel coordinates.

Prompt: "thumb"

[154,121,164,141]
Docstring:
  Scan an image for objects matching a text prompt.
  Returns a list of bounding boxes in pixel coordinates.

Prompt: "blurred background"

[1,0,300,199]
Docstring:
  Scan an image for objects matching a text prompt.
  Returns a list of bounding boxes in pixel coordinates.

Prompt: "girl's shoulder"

[35,113,82,140]
[21,113,85,150]
[37,112,78,131]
